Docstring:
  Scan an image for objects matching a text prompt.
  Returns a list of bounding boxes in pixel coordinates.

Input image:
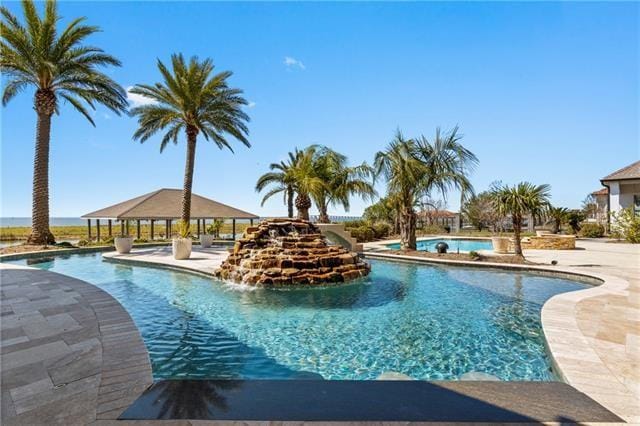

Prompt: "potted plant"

[172,220,192,260]
[114,222,133,254]
[490,234,510,254]
[200,223,215,248]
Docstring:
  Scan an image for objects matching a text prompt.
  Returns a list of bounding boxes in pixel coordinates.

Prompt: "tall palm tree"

[375,128,477,250]
[130,54,250,229]
[311,146,376,223]
[490,182,551,256]
[1,0,128,244]
[255,149,301,218]
[374,131,424,249]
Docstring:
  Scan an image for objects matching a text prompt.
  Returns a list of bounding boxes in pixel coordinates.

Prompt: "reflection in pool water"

[8,253,587,381]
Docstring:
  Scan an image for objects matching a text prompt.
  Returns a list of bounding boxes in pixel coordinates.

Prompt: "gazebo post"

[108,220,112,237]
[120,220,125,236]
[167,220,171,238]
[96,219,101,241]
[232,219,236,240]
[137,220,141,240]
[87,219,92,239]
[250,219,254,226]
[150,220,154,240]
[197,219,201,237]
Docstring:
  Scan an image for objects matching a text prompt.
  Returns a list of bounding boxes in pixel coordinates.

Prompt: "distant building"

[585,187,609,225]
[417,209,459,232]
[599,160,640,227]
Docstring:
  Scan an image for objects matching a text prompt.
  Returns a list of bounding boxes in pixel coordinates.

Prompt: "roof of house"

[591,188,608,196]
[82,189,259,220]
[601,160,640,182]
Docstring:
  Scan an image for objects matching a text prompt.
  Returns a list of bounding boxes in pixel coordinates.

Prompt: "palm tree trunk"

[295,193,311,221]
[317,201,330,223]
[27,91,56,245]
[513,215,523,256]
[399,208,417,250]
[286,185,294,218]
[181,126,198,227]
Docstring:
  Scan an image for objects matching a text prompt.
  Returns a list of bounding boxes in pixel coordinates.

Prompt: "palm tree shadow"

[153,380,239,419]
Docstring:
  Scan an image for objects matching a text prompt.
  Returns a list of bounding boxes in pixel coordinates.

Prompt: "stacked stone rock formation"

[215,218,370,286]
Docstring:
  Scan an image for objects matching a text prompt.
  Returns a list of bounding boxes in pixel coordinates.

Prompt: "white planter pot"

[114,237,133,254]
[491,237,510,254]
[200,234,214,248]
[172,238,192,260]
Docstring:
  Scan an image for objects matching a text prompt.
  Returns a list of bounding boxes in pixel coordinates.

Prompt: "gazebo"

[81,188,259,240]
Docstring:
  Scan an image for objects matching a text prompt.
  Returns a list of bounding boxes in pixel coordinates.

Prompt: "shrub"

[565,210,586,234]
[102,236,115,245]
[418,224,447,235]
[134,238,148,243]
[371,222,391,239]
[611,208,640,243]
[469,250,480,259]
[77,239,89,247]
[578,223,605,238]
[344,219,370,229]
[349,226,375,242]
[55,241,75,248]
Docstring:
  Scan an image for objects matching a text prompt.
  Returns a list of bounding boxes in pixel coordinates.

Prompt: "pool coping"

[3,246,635,422]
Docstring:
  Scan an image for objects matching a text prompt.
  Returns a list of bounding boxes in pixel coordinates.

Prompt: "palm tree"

[1,0,128,244]
[547,206,568,234]
[490,182,551,256]
[310,146,376,223]
[130,54,250,228]
[374,132,423,249]
[255,149,301,218]
[289,146,326,221]
[375,128,477,250]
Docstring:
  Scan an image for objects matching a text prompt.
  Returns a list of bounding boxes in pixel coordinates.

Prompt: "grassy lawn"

[0,222,252,241]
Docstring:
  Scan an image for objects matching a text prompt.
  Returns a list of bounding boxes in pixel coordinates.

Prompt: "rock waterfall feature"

[215,219,370,286]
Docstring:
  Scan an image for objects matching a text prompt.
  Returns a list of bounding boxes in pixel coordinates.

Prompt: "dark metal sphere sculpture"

[435,241,449,254]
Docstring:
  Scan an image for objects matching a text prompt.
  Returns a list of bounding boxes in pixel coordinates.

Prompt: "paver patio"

[0,263,152,425]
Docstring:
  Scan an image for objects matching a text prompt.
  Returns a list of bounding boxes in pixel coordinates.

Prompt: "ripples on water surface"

[11,253,587,381]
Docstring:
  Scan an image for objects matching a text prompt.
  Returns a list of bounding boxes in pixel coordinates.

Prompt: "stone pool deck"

[0,263,153,425]
[1,240,637,424]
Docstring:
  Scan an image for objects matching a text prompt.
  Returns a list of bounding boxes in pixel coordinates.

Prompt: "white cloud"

[284,56,305,70]
[247,101,257,108]
[126,86,157,107]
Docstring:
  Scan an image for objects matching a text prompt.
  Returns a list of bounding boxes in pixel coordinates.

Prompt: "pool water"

[9,253,587,381]
[387,238,493,252]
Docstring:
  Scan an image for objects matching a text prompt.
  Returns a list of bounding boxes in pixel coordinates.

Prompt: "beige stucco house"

[600,160,640,227]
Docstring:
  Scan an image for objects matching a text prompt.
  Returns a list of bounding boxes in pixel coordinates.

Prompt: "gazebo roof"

[81,188,258,220]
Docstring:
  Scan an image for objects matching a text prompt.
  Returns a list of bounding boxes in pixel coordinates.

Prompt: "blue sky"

[1,1,638,218]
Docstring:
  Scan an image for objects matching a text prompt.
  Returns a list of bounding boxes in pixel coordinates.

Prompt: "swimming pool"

[386,238,493,252]
[8,253,587,381]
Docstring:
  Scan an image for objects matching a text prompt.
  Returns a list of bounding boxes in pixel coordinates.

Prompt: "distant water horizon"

[0,215,363,227]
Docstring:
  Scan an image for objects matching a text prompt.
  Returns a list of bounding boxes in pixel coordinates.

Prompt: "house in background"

[600,160,640,228]
[585,187,609,225]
